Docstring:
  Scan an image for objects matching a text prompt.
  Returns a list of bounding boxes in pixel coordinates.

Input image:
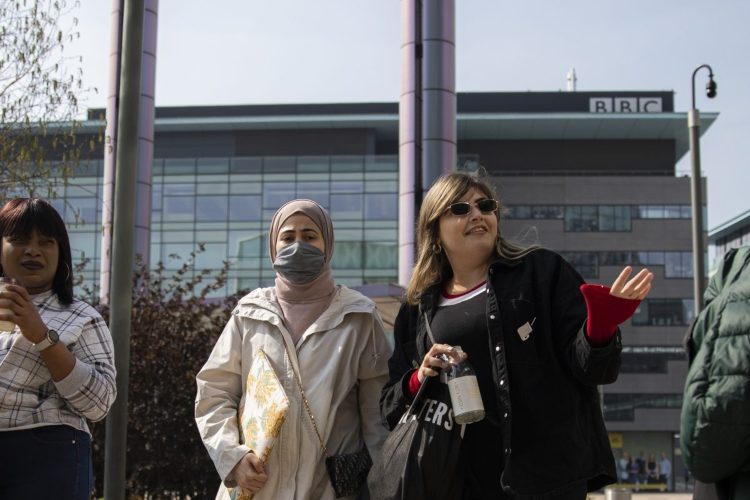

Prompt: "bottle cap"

[450,346,467,363]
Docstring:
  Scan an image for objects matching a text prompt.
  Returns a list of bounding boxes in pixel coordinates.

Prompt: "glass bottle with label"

[446,346,485,424]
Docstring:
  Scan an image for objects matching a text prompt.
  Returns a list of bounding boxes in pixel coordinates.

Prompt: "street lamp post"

[688,64,717,314]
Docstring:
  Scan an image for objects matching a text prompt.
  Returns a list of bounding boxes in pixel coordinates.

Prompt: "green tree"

[0,0,97,200]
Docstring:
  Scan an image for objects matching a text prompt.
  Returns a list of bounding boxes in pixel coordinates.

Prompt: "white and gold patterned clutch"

[229,348,290,500]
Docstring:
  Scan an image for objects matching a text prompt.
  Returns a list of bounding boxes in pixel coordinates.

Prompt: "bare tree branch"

[0,0,99,201]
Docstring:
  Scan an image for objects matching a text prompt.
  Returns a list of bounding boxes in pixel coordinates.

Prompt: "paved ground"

[588,493,692,500]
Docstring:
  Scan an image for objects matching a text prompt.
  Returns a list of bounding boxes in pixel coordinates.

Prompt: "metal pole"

[103,0,145,498]
[687,63,715,315]
[688,107,705,314]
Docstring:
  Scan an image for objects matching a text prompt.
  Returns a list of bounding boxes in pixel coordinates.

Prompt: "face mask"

[273,241,326,284]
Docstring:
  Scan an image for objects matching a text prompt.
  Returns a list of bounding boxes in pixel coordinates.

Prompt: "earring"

[64,262,71,282]
[432,242,442,254]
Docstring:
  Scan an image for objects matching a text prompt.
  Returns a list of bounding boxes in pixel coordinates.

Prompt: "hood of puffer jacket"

[704,247,750,306]
[233,284,377,334]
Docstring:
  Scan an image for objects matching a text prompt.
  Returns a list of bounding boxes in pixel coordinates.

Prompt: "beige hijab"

[269,199,336,343]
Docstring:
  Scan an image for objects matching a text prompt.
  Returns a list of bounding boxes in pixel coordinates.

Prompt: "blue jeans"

[0,425,92,500]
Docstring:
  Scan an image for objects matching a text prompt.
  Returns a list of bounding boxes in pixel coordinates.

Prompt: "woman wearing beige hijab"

[196,199,392,500]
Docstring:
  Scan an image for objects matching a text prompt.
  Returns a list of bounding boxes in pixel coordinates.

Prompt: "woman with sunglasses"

[380,172,652,499]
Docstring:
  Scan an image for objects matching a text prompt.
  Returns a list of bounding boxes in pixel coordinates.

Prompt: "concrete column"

[99,0,157,303]
[135,0,158,267]
[99,0,123,304]
[422,0,456,187]
[398,0,422,287]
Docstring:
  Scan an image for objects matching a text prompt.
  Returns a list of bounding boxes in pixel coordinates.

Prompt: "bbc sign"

[589,97,663,113]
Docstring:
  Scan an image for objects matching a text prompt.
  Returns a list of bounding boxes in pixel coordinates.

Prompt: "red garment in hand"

[407,369,421,397]
[580,284,641,347]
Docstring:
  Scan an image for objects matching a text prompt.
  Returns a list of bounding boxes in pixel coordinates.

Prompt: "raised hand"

[609,266,653,301]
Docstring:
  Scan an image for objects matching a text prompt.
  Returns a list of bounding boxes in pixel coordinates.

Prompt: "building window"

[263,182,295,209]
[564,206,598,232]
[531,205,563,219]
[68,231,97,259]
[297,182,330,207]
[598,205,631,231]
[619,346,687,373]
[332,241,363,269]
[48,154,400,296]
[632,299,695,326]
[229,195,261,222]
[560,252,599,279]
[506,203,690,230]
[64,197,98,226]
[196,196,229,222]
[506,205,532,219]
[162,243,198,269]
[603,393,683,421]
[664,252,693,278]
[365,242,397,269]
[562,251,693,279]
[365,193,398,220]
[195,243,228,269]
[237,235,263,259]
[163,183,195,196]
[330,194,363,220]
[634,204,692,219]
[564,206,630,232]
[163,197,195,222]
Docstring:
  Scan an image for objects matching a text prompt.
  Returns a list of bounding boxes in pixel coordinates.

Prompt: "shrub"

[89,249,244,498]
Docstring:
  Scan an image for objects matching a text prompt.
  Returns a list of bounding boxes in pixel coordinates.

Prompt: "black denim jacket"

[380,248,621,496]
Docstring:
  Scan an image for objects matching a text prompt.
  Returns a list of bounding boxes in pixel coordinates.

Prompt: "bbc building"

[52,90,715,488]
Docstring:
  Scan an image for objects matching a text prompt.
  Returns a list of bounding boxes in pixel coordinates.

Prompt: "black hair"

[0,198,74,304]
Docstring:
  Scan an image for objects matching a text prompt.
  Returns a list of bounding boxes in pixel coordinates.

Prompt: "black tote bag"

[368,375,465,500]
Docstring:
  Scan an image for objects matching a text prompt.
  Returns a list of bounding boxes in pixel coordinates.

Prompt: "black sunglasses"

[446,198,498,216]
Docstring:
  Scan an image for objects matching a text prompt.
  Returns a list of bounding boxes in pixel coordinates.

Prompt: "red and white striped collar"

[439,280,487,307]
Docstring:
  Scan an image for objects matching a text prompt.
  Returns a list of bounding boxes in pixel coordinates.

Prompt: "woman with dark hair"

[380,172,653,499]
[0,198,116,499]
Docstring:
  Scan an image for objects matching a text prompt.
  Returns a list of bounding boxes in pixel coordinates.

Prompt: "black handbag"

[367,313,465,500]
[325,446,373,498]
[367,375,465,500]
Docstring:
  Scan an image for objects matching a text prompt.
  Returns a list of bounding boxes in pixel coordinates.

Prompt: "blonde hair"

[405,171,538,305]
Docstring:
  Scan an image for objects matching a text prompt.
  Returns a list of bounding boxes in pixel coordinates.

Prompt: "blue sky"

[71,0,749,229]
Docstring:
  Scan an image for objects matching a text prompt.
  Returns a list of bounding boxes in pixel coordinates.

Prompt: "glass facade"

[632,298,695,327]
[55,155,399,297]
[506,204,706,232]
[604,393,683,422]
[560,251,695,279]
[619,346,687,373]
[8,93,704,480]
